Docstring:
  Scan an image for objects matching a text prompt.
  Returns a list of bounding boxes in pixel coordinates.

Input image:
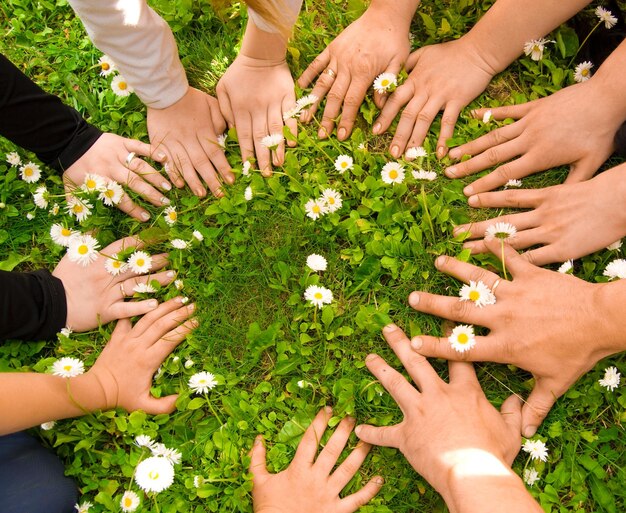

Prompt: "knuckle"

[326,91,344,103]
[440,115,456,128]
[416,111,433,125]
[343,95,361,108]
[486,147,500,166]
[386,373,406,395]
[450,299,472,320]
[400,107,419,121]
[496,164,513,182]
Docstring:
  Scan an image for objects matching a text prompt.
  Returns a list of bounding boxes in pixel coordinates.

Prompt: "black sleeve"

[0,53,103,173]
[0,270,67,342]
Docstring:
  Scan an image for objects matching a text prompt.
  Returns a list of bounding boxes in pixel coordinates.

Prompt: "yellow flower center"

[457,333,469,345]
[327,197,335,205]
[136,258,145,267]
[312,205,320,213]
[86,179,96,189]
[389,170,398,179]
[168,212,177,221]
[112,260,121,268]
[101,62,110,70]
[105,189,115,198]
[533,45,541,53]
[341,161,348,168]
[73,204,84,213]
[314,292,323,300]
[148,470,159,480]
[24,168,33,176]
[582,69,589,76]
[469,290,480,301]
[123,498,132,507]
[381,79,389,87]
[78,244,89,255]
[119,81,128,90]
[63,365,72,371]
[61,228,71,237]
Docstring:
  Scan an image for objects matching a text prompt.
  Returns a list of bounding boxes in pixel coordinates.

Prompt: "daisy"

[574,61,593,83]
[458,280,496,308]
[52,357,85,378]
[321,188,342,213]
[120,491,140,512]
[171,239,190,250]
[104,254,127,276]
[296,94,318,109]
[75,501,92,513]
[60,327,73,337]
[135,435,155,449]
[193,476,204,488]
[189,371,218,394]
[381,162,405,184]
[304,285,333,308]
[81,173,106,193]
[244,186,253,201]
[357,142,367,152]
[174,279,184,290]
[306,253,327,272]
[99,180,124,206]
[599,366,621,391]
[334,155,354,173]
[523,468,540,487]
[607,240,623,251]
[162,447,182,465]
[50,224,78,247]
[405,146,427,160]
[6,151,21,166]
[217,133,227,149]
[111,74,134,97]
[33,186,49,209]
[304,198,328,220]
[522,439,548,462]
[184,359,194,369]
[26,213,35,221]
[192,230,204,242]
[133,283,156,294]
[603,259,626,280]
[50,203,60,215]
[127,250,153,274]
[98,55,116,76]
[282,105,301,120]
[261,133,284,150]
[505,179,523,188]
[41,421,55,430]
[595,6,618,29]
[523,38,551,61]
[482,110,493,123]
[66,196,93,223]
[151,443,168,457]
[484,222,517,241]
[67,234,100,267]
[242,161,252,176]
[163,205,178,225]
[412,169,437,181]
[448,324,476,353]
[557,260,574,274]
[373,72,397,94]
[20,162,41,183]
[134,456,175,493]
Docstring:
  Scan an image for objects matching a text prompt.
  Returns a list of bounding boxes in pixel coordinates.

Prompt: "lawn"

[1,0,625,511]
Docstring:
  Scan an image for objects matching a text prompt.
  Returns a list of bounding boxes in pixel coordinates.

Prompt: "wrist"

[240,20,287,61]
[593,280,626,355]
[68,371,113,413]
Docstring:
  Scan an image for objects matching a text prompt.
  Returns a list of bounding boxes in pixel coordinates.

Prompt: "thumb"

[374,61,404,109]
[139,394,179,415]
[249,435,269,480]
[355,424,400,449]
[406,47,425,71]
[500,394,523,464]
[521,380,558,438]
[565,154,603,184]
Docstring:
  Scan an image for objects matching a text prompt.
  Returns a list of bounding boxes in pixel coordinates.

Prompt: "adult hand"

[408,240,623,437]
[297,3,411,141]
[373,39,495,159]
[251,407,383,513]
[63,133,170,222]
[445,81,621,196]
[454,163,626,265]
[52,236,175,332]
[217,55,297,175]
[88,296,196,413]
[147,87,233,197]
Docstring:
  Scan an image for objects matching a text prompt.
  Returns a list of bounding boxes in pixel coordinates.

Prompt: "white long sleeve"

[248,0,303,33]
[68,0,188,109]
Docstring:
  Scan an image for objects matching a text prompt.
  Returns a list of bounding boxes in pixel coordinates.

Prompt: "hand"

[63,133,170,222]
[454,162,626,265]
[147,87,234,197]
[217,55,297,175]
[250,407,383,513]
[87,297,196,413]
[373,39,495,159]
[297,3,411,141]
[408,239,623,437]
[52,236,175,332]
[445,80,621,196]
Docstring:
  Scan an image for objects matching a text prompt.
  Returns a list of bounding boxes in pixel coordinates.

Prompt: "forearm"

[597,278,626,355]
[368,0,421,33]
[590,40,626,121]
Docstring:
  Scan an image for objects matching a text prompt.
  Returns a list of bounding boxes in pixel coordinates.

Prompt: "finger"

[447,360,479,385]
[521,379,559,438]
[319,72,351,139]
[354,423,401,449]
[407,290,491,327]
[169,142,206,197]
[234,110,257,173]
[249,435,269,479]
[298,50,330,89]
[473,103,531,121]
[448,122,522,162]
[404,98,444,156]
[500,394,523,436]
[144,303,196,345]
[365,353,419,411]
[130,296,189,337]
[253,123,273,176]
[302,61,337,123]
[124,140,171,191]
[454,211,539,241]
[466,188,546,210]
[465,154,548,196]
[436,102,462,159]
[186,144,224,197]
[405,47,424,71]
[373,61,403,109]
[268,108,286,166]
[282,96,298,148]
[446,139,523,179]
[388,93,428,158]
[338,475,383,513]
[382,324,440,391]
[315,416,356,476]
[463,226,545,256]
[114,192,150,222]
[217,88,236,128]
[373,80,415,135]
[293,407,333,466]
[107,297,159,320]
[484,237,534,276]
[110,317,133,340]
[410,333,496,363]
[101,236,144,256]
[197,134,234,186]
[119,269,176,298]
[138,394,179,415]
[151,316,197,360]
[520,245,561,267]
[330,441,372,490]
[162,153,185,189]
[337,77,371,141]
[565,154,603,183]
[123,161,170,207]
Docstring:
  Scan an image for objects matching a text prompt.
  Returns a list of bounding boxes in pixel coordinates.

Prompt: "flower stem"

[568,21,601,67]
[500,240,508,280]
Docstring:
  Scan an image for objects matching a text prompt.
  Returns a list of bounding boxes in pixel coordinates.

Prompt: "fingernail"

[365,353,378,363]
[324,406,333,414]
[261,169,272,178]
[187,303,195,313]
[148,299,158,309]
[338,128,346,140]
[408,292,420,306]
[195,188,205,197]
[411,337,423,350]
[141,212,150,221]
[523,425,537,437]
[437,146,445,158]
[167,271,176,278]
[226,172,236,185]
[390,145,400,158]
[373,476,385,485]
[157,151,167,160]
[354,425,362,436]
[318,128,327,139]
[181,297,190,304]
[464,185,474,196]
[190,317,200,328]
[161,197,170,205]
[346,416,356,424]
[175,296,184,303]
[254,435,263,446]
[382,323,397,333]
[449,149,460,160]
[435,255,446,268]
[162,182,172,191]
[373,123,381,134]
[446,166,457,178]
[468,195,479,207]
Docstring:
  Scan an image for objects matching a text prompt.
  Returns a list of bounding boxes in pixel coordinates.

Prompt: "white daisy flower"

[135,435,155,449]
[411,169,437,181]
[66,196,93,223]
[304,198,329,220]
[603,259,626,280]
[261,133,284,150]
[174,279,184,290]
[26,212,35,221]
[599,366,621,391]
[6,151,21,166]
[557,260,574,274]
[306,254,327,272]
[134,456,175,493]
[217,133,227,149]
[75,501,92,513]
[163,206,178,225]
[244,186,253,201]
[357,142,367,152]
[171,239,190,250]
[98,55,116,76]
[574,61,593,83]
[458,281,496,308]
[334,155,354,173]
[505,179,523,188]
[242,161,252,176]
[104,254,127,276]
[304,285,333,308]
[448,324,476,353]
[523,38,552,61]
[60,327,73,338]
[595,6,618,29]
[81,173,106,193]
[120,490,140,512]
[33,186,49,209]
[296,94,318,109]
[282,105,301,120]
[40,421,55,430]
[405,146,427,160]
[606,240,623,251]
[523,468,540,487]
[184,359,194,369]
[50,203,60,215]
[133,282,156,294]
[189,371,218,394]
[99,180,124,206]
[522,439,548,462]
[151,443,168,457]
[162,447,182,465]
[127,250,153,274]
[482,110,493,123]
[484,222,517,241]
[192,230,204,242]
[20,162,41,183]
[111,74,134,97]
[193,475,204,488]
[50,224,78,247]
[67,234,100,267]
[52,357,85,378]
[381,162,405,184]
[321,188,342,213]
[373,72,397,94]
